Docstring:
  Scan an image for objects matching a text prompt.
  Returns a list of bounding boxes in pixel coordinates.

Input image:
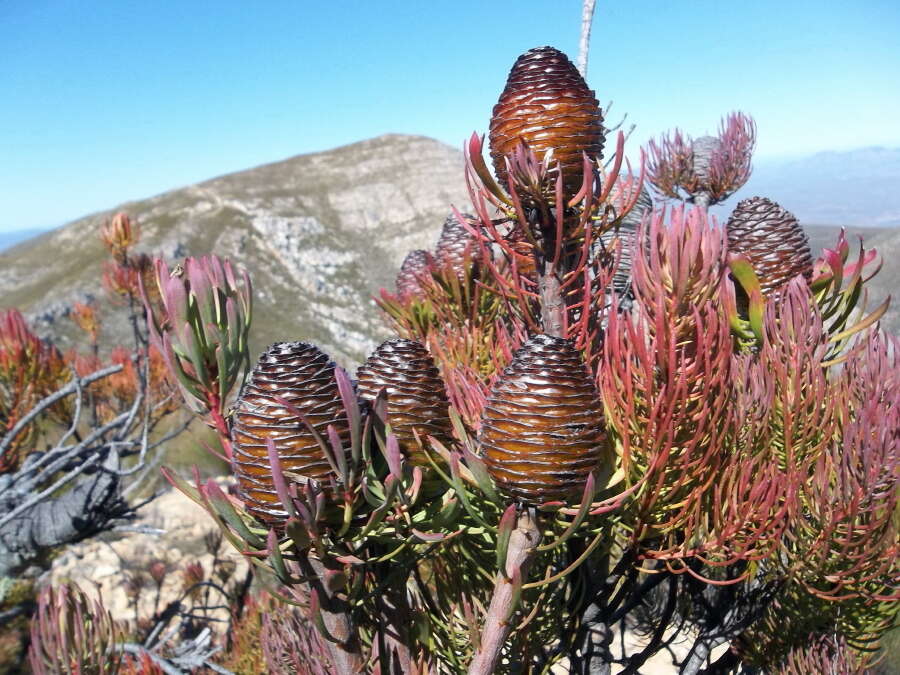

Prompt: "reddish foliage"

[647,111,755,205]
[0,309,67,472]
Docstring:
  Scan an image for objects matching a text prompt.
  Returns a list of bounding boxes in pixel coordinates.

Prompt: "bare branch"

[0,364,123,461]
[577,0,598,78]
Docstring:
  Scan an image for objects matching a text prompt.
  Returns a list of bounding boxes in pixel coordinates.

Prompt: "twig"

[117,644,183,675]
[3,408,132,503]
[0,364,123,461]
[0,449,105,530]
[577,0,598,78]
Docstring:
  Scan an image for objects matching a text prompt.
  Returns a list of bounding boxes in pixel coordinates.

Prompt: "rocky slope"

[0,134,470,367]
[864,226,900,333]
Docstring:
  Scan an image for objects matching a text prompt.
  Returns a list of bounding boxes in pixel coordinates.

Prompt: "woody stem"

[304,554,365,674]
[539,265,566,339]
[468,510,542,675]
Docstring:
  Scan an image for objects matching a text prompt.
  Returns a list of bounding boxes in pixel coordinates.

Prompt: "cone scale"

[479,334,606,504]
[598,178,654,301]
[435,213,479,279]
[231,342,350,525]
[395,249,435,300]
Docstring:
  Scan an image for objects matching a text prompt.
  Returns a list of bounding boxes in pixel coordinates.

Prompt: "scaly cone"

[489,45,604,203]
[479,334,606,504]
[231,342,351,526]
[395,249,435,300]
[356,338,451,467]
[435,212,480,280]
[690,135,722,188]
[726,196,814,300]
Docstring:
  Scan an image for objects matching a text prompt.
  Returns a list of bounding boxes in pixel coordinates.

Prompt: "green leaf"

[495,504,517,574]
[462,446,501,503]
[204,480,267,549]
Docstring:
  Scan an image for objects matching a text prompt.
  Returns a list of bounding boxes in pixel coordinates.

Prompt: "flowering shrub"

[11,41,896,675]
[138,44,898,675]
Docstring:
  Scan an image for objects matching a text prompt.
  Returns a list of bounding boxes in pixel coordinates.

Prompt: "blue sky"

[2,1,899,233]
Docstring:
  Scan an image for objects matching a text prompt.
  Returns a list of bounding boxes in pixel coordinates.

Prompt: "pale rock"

[46,477,249,630]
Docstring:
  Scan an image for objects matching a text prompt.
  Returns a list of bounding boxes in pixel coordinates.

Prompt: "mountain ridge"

[0,134,470,367]
[714,145,900,227]
[1,135,897,363]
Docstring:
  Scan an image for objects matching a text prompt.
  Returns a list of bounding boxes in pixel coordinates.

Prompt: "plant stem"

[304,554,365,675]
[468,510,542,675]
[539,266,566,338]
[376,571,413,674]
[681,636,729,675]
[207,404,234,462]
[692,191,711,209]
[577,0,597,78]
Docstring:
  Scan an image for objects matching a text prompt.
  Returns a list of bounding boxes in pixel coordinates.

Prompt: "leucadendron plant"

[153,43,897,675]
[142,255,252,458]
[28,583,124,675]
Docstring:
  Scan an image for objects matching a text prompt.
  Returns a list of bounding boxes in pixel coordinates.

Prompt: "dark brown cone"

[435,213,479,279]
[479,334,606,504]
[489,46,604,202]
[356,338,451,467]
[726,197,814,299]
[395,249,435,300]
[231,342,351,526]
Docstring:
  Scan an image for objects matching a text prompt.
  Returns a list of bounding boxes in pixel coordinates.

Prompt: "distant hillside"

[863,226,900,333]
[714,146,900,227]
[0,134,469,367]
[1,137,896,364]
[802,224,896,336]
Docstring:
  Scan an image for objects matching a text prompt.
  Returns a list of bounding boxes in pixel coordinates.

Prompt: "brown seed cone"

[231,342,351,525]
[356,338,451,467]
[479,334,606,504]
[395,249,435,300]
[726,197,814,299]
[435,213,479,279]
[489,46,604,202]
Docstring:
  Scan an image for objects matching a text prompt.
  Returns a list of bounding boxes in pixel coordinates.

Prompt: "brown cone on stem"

[356,338,452,467]
[435,212,480,280]
[479,334,606,504]
[489,46,604,202]
[231,342,351,526]
[726,196,814,299]
[395,249,435,300]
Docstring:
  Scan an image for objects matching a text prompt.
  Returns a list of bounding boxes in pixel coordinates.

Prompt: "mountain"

[1,136,896,367]
[0,134,470,367]
[714,146,900,227]
[863,226,900,333]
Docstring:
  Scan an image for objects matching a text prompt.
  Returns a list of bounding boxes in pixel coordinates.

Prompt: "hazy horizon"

[2,139,899,237]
